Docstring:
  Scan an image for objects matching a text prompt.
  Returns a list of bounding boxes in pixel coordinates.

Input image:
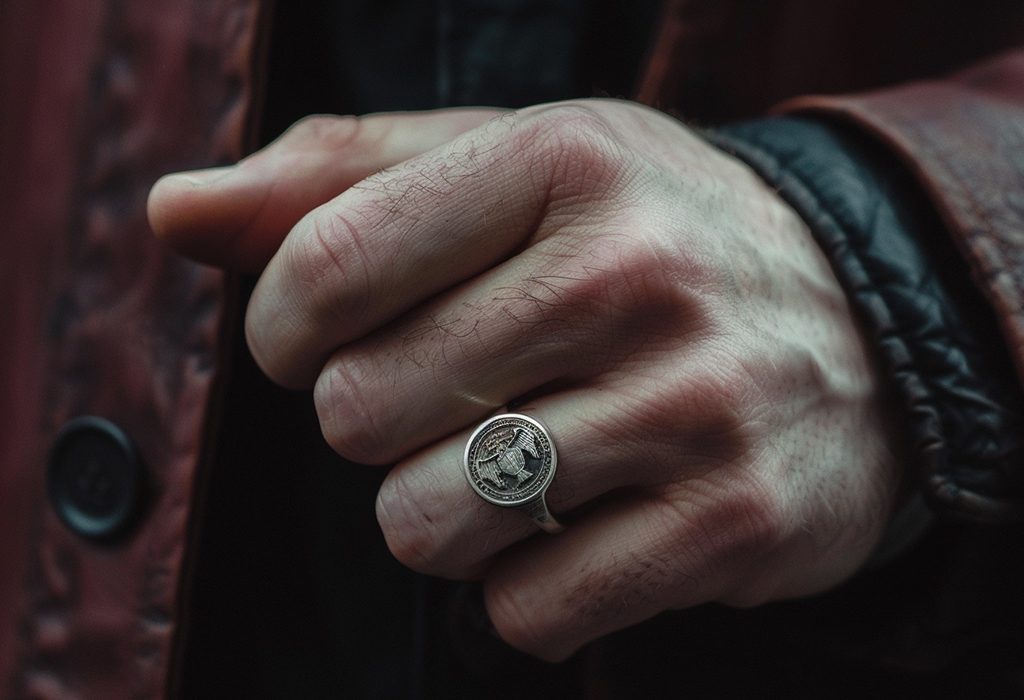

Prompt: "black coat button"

[47,416,146,540]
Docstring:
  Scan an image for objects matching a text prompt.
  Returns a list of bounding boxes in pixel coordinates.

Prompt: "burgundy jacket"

[1,0,1023,697]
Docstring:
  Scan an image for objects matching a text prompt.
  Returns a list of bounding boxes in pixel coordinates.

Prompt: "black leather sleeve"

[705,116,1024,523]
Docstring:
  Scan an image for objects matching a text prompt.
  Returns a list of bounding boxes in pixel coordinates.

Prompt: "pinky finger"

[481,489,773,661]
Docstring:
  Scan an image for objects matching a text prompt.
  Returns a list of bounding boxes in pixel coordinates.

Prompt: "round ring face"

[464,414,557,508]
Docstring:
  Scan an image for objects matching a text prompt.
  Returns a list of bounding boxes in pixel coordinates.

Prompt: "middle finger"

[313,231,702,466]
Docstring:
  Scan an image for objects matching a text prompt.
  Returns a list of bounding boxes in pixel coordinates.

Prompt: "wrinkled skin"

[149,99,901,662]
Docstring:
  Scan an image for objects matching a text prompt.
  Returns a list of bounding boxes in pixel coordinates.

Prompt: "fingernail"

[175,166,234,187]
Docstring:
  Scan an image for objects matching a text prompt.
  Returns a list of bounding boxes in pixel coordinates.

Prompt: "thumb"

[147,107,503,272]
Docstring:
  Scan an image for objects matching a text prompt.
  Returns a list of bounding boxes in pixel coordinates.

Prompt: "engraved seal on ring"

[463,414,556,507]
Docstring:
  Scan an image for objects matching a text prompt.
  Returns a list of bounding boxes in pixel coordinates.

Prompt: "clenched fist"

[149,99,901,661]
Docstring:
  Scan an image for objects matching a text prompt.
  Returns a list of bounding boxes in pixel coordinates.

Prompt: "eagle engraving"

[476,426,541,489]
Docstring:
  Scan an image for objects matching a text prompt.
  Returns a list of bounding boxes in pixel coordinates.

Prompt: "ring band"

[463,413,564,533]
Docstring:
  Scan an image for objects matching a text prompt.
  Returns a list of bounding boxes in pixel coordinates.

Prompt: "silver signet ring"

[463,413,564,533]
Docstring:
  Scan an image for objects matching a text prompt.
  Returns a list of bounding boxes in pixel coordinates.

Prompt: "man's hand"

[149,99,901,661]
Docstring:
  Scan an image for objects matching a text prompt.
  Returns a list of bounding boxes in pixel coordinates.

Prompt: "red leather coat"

[1,0,1022,697]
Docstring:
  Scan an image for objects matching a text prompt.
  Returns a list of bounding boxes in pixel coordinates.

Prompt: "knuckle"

[662,474,786,581]
[522,105,629,192]
[292,206,374,313]
[652,369,754,450]
[590,234,698,317]
[533,104,615,148]
[314,359,393,464]
[243,297,309,388]
[484,582,555,657]
[243,305,277,382]
[676,358,767,435]
[270,207,377,351]
[501,234,703,356]
[375,469,452,575]
[718,476,787,557]
[246,203,380,390]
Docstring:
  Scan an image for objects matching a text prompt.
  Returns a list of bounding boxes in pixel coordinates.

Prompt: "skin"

[148,99,902,662]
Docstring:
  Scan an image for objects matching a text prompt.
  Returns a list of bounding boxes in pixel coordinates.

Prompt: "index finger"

[246,104,642,388]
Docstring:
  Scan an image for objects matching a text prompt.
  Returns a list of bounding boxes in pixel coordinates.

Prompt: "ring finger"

[374,373,744,580]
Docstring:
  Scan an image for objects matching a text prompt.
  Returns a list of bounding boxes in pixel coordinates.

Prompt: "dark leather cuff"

[705,116,1024,524]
